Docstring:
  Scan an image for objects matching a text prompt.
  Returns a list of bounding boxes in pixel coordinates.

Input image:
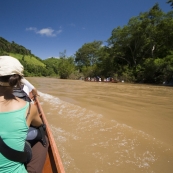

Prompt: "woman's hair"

[0,74,22,100]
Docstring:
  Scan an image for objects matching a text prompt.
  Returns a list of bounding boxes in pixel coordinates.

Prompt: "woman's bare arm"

[26,103,43,127]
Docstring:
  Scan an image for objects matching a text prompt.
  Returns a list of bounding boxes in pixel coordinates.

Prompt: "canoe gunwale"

[35,97,65,173]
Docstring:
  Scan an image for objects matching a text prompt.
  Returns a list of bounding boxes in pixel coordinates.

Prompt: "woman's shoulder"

[15,97,28,105]
[5,98,28,112]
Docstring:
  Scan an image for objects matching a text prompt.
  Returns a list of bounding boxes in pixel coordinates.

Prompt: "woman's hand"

[32,88,39,97]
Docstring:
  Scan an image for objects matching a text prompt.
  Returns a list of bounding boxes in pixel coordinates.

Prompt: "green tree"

[75,41,103,69]
[96,46,114,77]
[167,0,173,8]
[43,57,60,75]
[108,4,166,67]
[58,57,75,79]
[106,4,173,82]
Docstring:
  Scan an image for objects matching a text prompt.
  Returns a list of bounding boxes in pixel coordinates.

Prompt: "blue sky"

[0,0,172,59]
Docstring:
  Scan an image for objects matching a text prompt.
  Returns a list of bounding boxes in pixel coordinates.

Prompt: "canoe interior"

[42,143,58,173]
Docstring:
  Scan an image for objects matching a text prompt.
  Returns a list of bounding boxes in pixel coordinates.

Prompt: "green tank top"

[0,102,29,173]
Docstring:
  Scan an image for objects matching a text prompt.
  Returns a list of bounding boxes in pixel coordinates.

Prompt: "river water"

[27,77,173,173]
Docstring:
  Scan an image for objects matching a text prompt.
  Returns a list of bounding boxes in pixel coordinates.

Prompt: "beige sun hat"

[0,56,24,76]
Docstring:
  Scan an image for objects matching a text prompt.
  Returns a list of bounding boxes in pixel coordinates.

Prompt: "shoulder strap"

[13,86,31,102]
[26,103,31,120]
[0,136,28,163]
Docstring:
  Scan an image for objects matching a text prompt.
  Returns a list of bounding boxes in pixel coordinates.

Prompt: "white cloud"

[26,27,37,31]
[26,27,62,37]
[37,28,56,37]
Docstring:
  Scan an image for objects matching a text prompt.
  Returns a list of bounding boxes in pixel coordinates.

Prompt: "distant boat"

[84,77,119,83]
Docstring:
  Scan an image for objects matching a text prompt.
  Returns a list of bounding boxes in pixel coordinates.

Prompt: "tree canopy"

[74,3,173,84]
[167,0,173,8]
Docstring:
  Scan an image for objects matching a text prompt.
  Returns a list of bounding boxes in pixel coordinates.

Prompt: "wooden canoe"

[34,96,65,173]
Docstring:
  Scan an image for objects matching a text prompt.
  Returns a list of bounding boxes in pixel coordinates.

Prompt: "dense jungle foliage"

[0,3,173,84]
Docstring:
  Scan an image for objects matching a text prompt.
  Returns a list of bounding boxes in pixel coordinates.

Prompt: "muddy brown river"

[27,77,173,173]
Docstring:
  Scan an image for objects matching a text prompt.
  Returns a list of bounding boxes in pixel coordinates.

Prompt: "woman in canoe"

[0,56,48,173]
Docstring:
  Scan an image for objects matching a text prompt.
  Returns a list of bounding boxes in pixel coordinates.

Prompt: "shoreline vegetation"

[1,3,173,85]
[27,76,173,88]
